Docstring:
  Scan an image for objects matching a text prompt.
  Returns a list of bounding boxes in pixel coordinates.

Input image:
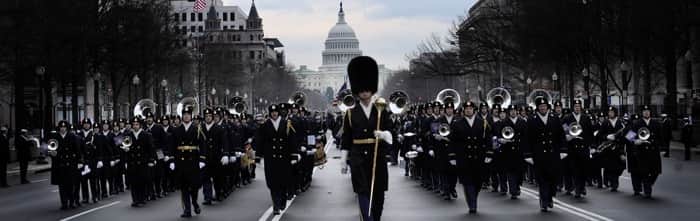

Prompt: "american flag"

[193,0,207,12]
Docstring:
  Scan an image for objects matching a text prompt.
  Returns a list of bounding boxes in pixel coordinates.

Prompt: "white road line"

[259,131,335,221]
[519,190,599,221]
[621,176,631,180]
[51,189,59,193]
[521,187,614,221]
[59,201,120,221]
[32,178,49,183]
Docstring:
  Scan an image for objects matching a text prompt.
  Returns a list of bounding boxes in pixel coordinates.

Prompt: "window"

[198,13,203,21]
[223,26,228,30]
[249,51,255,59]
[230,13,235,21]
[198,26,203,32]
[173,14,179,22]
[250,35,253,41]
[182,13,187,21]
[190,13,195,21]
[239,26,244,30]
[182,26,187,33]
[190,26,196,32]
[223,13,228,21]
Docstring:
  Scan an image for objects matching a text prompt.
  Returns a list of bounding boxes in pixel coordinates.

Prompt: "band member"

[589,112,606,188]
[201,108,229,205]
[523,97,567,212]
[446,101,487,213]
[561,100,593,198]
[49,121,83,210]
[627,105,662,198]
[75,119,94,204]
[144,112,167,199]
[94,120,115,199]
[171,107,206,217]
[599,106,626,191]
[159,115,175,193]
[124,116,155,207]
[494,105,527,199]
[256,104,297,215]
[436,102,458,200]
[341,56,393,221]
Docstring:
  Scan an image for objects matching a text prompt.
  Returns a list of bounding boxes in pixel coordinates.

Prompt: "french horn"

[568,122,583,137]
[438,123,451,137]
[47,139,59,151]
[638,127,651,141]
[121,136,133,150]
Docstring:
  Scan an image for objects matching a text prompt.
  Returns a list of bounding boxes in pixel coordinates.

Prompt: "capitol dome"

[322,2,362,66]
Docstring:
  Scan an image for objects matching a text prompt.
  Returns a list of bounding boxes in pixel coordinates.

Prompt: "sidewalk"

[6,158,52,176]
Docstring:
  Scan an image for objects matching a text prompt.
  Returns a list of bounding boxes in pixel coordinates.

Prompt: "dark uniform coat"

[256,117,297,190]
[50,132,82,185]
[447,115,487,185]
[124,130,154,185]
[171,123,206,188]
[493,117,527,172]
[628,118,662,175]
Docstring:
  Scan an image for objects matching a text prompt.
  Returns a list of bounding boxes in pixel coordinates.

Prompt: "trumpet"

[47,139,59,151]
[502,126,515,140]
[121,136,133,150]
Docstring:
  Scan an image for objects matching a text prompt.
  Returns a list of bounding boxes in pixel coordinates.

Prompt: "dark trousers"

[59,183,77,206]
[99,173,109,197]
[89,176,101,200]
[505,171,521,196]
[0,162,7,185]
[603,168,622,189]
[181,186,200,214]
[442,170,457,195]
[270,188,287,211]
[77,176,89,201]
[358,192,384,221]
[19,160,28,181]
[459,175,481,210]
[631,173,659,195]
[535,169,557,208]
[130,179,146,204]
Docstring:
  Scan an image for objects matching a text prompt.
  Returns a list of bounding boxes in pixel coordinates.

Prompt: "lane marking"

[51,189,59,193]
[60,201,121,221]
[519,190,599,221]
[32,178,49,183]
[259,130,335,221]
[521,187,614,221]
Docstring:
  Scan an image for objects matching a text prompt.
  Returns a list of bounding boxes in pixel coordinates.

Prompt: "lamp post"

[552,72,559,103]
[211,88,217,106]
[160,79,168,115]
[94,72,101,122]
[225,89,230,108]
[35,66,46,137]
[131,74,140,117]
[619,61,631,113]
[582,68,590,108]
[526,77,533,99]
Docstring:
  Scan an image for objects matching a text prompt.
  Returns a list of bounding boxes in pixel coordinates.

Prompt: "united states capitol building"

[293,3,393,97]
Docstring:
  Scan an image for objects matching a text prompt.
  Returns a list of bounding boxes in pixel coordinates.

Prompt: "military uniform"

[628,106,662,198]
[493,105,527,198]
[50,121,83,209]
[447,102,487,213]
[124,117,155,207]
[598,107,626,191]
[171,111,206,217]
[201,108,229,204]
[560,101,594,197]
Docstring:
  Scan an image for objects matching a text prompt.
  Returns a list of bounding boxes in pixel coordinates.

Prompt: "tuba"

[486,87,511,108]
[176,97,199,117]
[337,89,355,112]
[526,89,553,109]
[229,96,246,115]
[47,139,59,151]
[134,99,157,118]
[388,90,409,114]
[502,126,515,140]
[436,88,461,108]
[288,92,306,106]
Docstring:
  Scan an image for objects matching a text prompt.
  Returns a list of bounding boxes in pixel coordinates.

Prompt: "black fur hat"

[347,56,378,95]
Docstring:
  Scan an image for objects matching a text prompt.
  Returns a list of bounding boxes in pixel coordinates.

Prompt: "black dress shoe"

[273,209,281,215]
[194,206,201,214]
[468,208,477,214]
[634,192,641,196]
[451,191,458,198]
[69,204,77,209]
[510,195,518,199]
[574,194,582,199]
[202,200,212,205]
[541,207,549,212]
[180,212,192,218]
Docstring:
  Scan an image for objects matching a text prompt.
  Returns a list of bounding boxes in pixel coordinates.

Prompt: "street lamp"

[619,61,631,112]
[225,89,230,107]
[161,79,168,114]
[35,66,46,138]
[211,88,217,106]
[526,77,533,98]
[552,72,559,102]
[582,68,590,107]
[131,74,140,117]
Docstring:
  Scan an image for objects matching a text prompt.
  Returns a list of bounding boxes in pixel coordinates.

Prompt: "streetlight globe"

[526,77,532,85]
[581,68,589,77]
[211,88,217,95]
[132,74,140,85]
[161,79,168,87]
[235,91,240,96]
[225,89,230,95]
[552,72,558,81]
[36,66,45,76]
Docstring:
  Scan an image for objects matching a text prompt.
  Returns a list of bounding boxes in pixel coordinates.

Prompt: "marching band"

[39,55,666,219]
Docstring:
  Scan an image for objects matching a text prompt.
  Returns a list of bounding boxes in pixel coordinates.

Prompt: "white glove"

[340,150,349,174]
[589,149,597,154]
[49,150,57,156]
[434,134,449,142]
[306,150,316,156]
[81,166,91,176]
[374,130,393,145]
[417,147,424,153]
[620,155,627,161]
[123,147,130,152]
[78,163,84,169]
[96,161,103,169]
[560,153,568,159]
[110,161,116,167]
[124,163,128,169]
[484,157,492,164]
[565,134,575,141]
[169,163,175,171]
[449,160,457,166]
[291,160,298,164]
[148,162,155,167]
[606,134,615,141]
[633,139,645,145]
[164,156,170,162]
[428,150,435,157]
[411,144,417,150]
[525,158,534,165]
[199,162,206,169]
[221,156,229,165]
[497,138,511,144]
[300,146,307,152]
[230,156,237,163]
[115,159,120,163]
[236,152,244,157]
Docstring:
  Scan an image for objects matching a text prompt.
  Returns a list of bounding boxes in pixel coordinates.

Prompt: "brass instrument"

[486,87,512,108]
[121,136,133,150]
[337,89,355,112]
[436,88,461,108]
[568,122,583,137]
[388,90,409,114]
[288,92,306,106]
[438,123,451,137]
[47,139,59,151]
[176,97,199,117]
[134,99,157,118]
[502,126,515,140]
[638,127,651,141]
[229,96,246,115]
[526,89,553,109]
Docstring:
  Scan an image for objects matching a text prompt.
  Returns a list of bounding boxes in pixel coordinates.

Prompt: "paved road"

[2,146,699,221]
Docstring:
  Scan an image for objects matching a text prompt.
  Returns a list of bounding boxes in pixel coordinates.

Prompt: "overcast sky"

[223,0,477,70]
